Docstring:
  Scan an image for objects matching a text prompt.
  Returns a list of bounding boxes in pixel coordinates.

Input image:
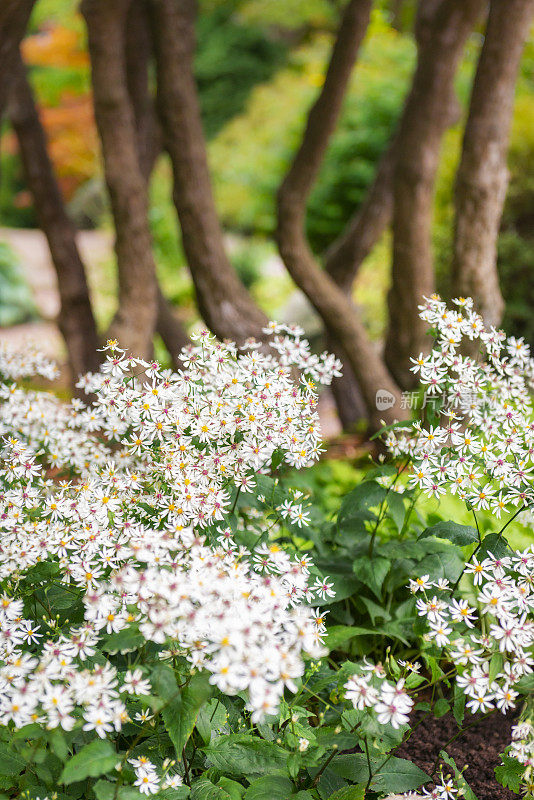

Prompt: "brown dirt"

[396,710,517,799]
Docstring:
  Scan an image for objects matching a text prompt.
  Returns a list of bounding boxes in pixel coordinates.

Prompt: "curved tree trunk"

[124,0,188,366]
[9,52,100,382]
[384,0,485,389]
[81,0,158,358]
[452,0,534,327]
[148,0,267,344]
[277,0,407,429]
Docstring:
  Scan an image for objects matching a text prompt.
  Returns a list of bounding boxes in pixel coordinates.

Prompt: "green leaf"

[352,555,390,600]
[421,521,478,547]
[204,735,289,779]
[196,699,228,744]
[59,740,119,785]
[243,776,294,799]
[478,532,512,560]
[371,757,431,793]
[324,625,376,650]
[338,482,386,525]
[216,778,245,799]
[191,778,231,800]
[100,626,144,654]
[495,755,524,794]
[0,744,25,776]
[152,665,211,757]
[327,786,365,800]
[433,698,450,718]
[386,491,406,532]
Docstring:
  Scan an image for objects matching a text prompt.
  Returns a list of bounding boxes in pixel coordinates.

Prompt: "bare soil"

[396,710,518,799]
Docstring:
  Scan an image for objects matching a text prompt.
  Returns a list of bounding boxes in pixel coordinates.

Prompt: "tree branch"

[277,0,406,428]
[8,51,100,382]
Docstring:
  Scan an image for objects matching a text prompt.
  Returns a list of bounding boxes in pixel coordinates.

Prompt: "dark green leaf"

[421,521,478,547]
[191,778,231,800]
[327,787,365,800]
[371,758,431,793]
[152,665,212,757]
[204,734,289,779]
[59,740,119,785]
[0,744,25,776]
[352,555,390,600]
[243,776,294,799]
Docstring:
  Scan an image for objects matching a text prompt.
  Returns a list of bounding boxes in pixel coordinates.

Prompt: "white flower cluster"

[130,755,183,795]
[0,326,341,731]
[387,295,534,515]
[411,548,534,715]
[344,662,414,729]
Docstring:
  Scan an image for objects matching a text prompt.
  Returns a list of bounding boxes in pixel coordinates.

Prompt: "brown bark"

[125,0,162,182]
[81,0,158,358]
[277,0,406,429]
[124,0,188,363]
[452,0,534,327]
[0,0,35,120]
[384,0,486,389]
[149,0,267,344]
[8,53,100,381]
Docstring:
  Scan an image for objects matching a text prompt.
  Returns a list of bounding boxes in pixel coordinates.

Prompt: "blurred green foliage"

[196,7,287,138]
[210,12,416,249]
[0,242,37,326]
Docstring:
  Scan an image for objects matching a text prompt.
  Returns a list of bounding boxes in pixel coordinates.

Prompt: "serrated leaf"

[0,744,25,776]
[204,734,289,779]
[386,492,406,532]
[191,778,231,800]
[421,520,478,547]
[327,787,365,800]
[371,757,431,793]
[152,665,211,757]
[495,755,524,794]
[243,775,293,799]
[59,739,119,785]
[478,532,512,560]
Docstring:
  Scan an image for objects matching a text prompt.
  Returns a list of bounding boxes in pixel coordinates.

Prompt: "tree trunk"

[8,52,100,382]
[124,0,188,364]
[149,0,267,344]
[452,0,534,327]
[82,0,158,358]
[277,0,407,429]
[0,0,35,120]
[384,0,485,389]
